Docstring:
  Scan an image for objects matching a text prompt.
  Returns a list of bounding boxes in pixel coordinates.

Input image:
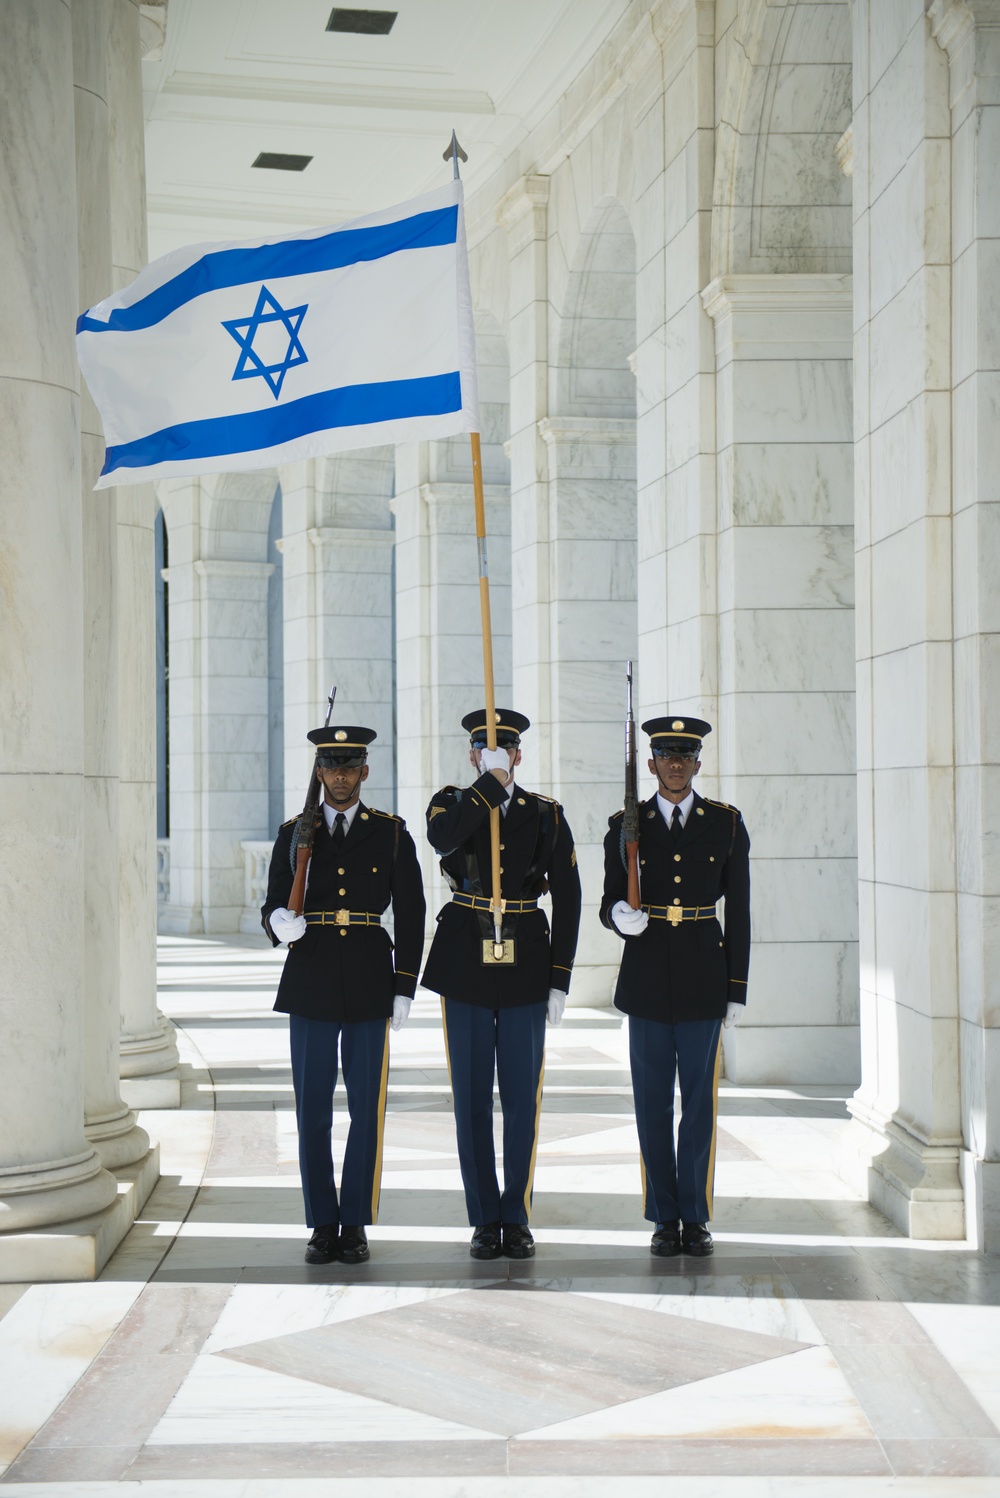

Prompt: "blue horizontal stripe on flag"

[100,371,463,475]
[79,205,459,336]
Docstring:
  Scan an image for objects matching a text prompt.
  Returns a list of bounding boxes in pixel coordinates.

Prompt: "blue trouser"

[289,1014,390,1230]
[442,998,547,1226]
[628,1015,723,1225]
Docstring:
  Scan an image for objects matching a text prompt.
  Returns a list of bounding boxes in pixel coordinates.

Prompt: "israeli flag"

[77,181,479,488]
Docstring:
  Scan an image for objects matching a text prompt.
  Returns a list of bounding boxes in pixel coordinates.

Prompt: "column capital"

[193,558,275,579]
[929,0,1000,114]
[538,416,637,447]
[496,174,549,254]
[702,274,854,362]
[307,526,395,548]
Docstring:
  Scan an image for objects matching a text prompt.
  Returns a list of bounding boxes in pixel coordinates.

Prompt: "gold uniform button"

[673,853,681,863]
[696,807,704,816]
[499,867,504,874]
[709,855,715,863]
[372,866,378,873]
[647,810,655,819]
[640,859,646,866]
[673,898,681,906]
[339,929,347,938]
[517,797,526,805]
[674,876,682,884]
[360,812,369,820]
[339,888,346,896]
[500,844,505,851]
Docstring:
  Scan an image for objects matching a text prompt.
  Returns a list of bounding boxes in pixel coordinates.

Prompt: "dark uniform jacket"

[600,791,750,1023]
[420,770,582,1008]
[262,801,425,1023]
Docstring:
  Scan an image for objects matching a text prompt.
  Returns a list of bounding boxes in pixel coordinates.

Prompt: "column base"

[85,1106,150,1170]
[120,1070,181,1109]
[0,1145,159,1283]
[843,1104,966,1240]
[960,1151,1000,1254]
[120,1018,181,1110]
[722,1024,860,1085]
[0,1151,118,1234]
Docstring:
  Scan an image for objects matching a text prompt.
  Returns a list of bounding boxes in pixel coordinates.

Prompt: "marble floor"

[2,936,1000,1496]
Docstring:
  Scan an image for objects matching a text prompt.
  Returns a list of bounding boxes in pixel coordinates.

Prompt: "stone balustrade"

[240,840,273,934]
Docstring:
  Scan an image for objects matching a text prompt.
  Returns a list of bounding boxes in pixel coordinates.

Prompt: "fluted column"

[0,0,118,1241]
[74,0,151,1165]
[108,0,178,1102]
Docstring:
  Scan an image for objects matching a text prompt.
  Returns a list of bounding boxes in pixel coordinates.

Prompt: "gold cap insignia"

[495,711,501,723]
[335,730,347,741]
[672,719,685,731]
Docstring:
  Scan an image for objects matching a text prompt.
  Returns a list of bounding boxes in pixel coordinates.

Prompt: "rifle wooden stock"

[625,838,641,910]
[288,773,321,917]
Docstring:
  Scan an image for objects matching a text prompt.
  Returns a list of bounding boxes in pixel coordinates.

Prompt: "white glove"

[479,746,511,779]
[611,899,649,937]
[723,1001,743,1029]
[270,906,307,944]
[391,995,411,1032]
[546,989,566,1026]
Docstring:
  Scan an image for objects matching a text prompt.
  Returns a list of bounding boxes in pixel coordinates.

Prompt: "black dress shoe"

[470,1222,502,1260]
[338,1225,370,1263]
[650,1220,682,1257]
[502,1223,535,1259]
[304,1225,339,1265]
[682,1221,714,1256]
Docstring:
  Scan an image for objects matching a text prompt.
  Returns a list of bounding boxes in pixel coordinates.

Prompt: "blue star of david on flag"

[222,284,308,399]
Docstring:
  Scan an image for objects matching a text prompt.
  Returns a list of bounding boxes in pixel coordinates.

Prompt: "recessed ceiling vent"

[252,152,313,172]
[326,8,397,35]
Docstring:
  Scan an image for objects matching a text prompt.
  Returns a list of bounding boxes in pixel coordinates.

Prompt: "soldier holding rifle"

[602,672,750,1257]
[262,701,425,1266]
[421,709,582,1261]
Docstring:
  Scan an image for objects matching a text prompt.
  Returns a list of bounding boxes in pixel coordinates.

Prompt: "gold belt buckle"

[667,906,684,927]
[334,909,350,927]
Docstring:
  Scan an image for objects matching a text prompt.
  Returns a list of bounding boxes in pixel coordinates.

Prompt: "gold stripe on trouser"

[704,1028,724,1218]
[369,1020,391,1223]
[638,1149,649,1218]
[522,1055,546,1220]
[440,998,454,1090]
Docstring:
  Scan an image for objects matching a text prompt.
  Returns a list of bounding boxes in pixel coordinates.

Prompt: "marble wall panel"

[953,373,1000,509]
[720,607,856,693]
[729,359,852,445]
[720,524,853,609]
[869,520,952,655]
[868,392,952,539]
[720,689,855,776]
[867,267,951,430]
[872,879,958,1028]
[869,140,950,322]
[748,939,859,1027]
[868,16,950,203]
[869,642,954,770]
[751,856,859,945]
[953,635,1000,772]
[730,772,857,861]
[871,764,957,892]
[956,892,1000,1030]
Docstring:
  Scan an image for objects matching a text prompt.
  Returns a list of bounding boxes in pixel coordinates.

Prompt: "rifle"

[623,661,641,909]
[288,684,337,917]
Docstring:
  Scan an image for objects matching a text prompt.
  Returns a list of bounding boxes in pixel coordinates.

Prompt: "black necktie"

[669,805,683,842]
[333,812,346,843]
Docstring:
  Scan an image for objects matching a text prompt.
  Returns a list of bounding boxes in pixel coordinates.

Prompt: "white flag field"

[76,180,479,488]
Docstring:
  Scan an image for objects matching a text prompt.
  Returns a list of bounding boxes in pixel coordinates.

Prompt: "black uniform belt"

[304,910,382,927]
[643,903,717,926]
[451,892,539,914]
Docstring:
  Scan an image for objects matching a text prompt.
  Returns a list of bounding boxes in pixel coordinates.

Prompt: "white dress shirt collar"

[656,787,695,828]
[322,797,362,832]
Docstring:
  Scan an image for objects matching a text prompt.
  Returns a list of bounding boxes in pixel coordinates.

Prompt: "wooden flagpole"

[446,131,505,957]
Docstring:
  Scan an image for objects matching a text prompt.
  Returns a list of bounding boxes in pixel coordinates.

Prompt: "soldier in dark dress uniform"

[421,709,582,1260]
[601,714,750,1258]
[262,724,425,1266]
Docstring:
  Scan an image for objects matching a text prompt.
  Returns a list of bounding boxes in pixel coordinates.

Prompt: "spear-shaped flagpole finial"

[442,129,468,180]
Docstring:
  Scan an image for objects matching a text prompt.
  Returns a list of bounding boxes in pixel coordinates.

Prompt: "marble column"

[702,275,858,1086]
[74,0,150,1166]
[109,0,178,1102]
[537,418,637,1004]
[931,0,1000,1250]
[497,177,555,790]
[159,475,275,933]
[847,0,964,1237]
[280,452,396,818]
[393,444,512,906]
[0,1,118,1244]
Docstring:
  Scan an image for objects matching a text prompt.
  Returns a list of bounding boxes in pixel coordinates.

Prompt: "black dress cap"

[461,707,530,747]
[642,714,712,754]
[308,725,376,765]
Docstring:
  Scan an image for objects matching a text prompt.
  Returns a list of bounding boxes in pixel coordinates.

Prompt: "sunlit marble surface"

[1,934,998,1494]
